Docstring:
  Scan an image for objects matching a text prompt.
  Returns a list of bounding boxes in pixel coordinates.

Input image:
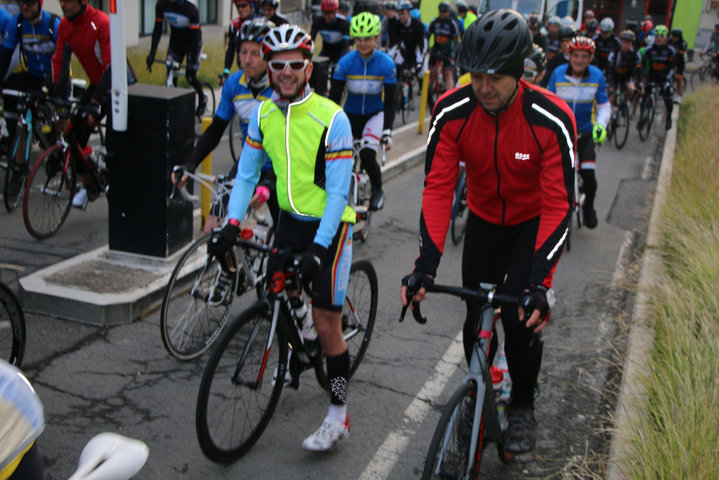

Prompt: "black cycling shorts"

[577,133,596,166]
[273,212,353,311]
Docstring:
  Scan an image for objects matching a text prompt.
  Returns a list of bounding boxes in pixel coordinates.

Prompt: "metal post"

[108,0,127,132]
[418,69,430,134]
[200,117,212,229]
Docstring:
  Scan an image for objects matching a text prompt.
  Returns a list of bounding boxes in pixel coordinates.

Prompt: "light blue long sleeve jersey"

[547,63,610,134]
[227,93,354,249]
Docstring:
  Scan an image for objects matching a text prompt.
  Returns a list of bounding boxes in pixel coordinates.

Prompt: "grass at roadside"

[71,33,228,89]
[620,86,719,478]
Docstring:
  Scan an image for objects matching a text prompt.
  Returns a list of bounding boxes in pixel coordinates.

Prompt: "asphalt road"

[0,101,670,479]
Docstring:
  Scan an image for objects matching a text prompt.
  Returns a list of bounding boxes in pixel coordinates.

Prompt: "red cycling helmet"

[641,19,653,33]
[583,9,594,19]
[568,36,596,53]
[320,0,338,12]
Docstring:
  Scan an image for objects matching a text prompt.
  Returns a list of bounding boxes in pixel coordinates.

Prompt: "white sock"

[328,404,347,422]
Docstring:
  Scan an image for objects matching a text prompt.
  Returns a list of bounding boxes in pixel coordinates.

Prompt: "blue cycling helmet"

[398,1,412,11]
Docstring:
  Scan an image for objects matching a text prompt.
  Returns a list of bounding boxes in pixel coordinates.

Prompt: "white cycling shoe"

[302,414,350,451]
[72,188,88,210]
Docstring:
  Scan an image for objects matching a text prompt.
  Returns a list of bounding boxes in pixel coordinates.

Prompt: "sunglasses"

[268,59,309,72]
[523,69,538,80]
[17,0,39,5]
[235,2,251,7]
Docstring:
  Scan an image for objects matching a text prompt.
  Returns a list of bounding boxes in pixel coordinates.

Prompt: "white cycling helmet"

[600,17,615,33]
[560,15,574,26]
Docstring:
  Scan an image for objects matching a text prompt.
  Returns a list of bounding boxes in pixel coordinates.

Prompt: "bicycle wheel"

[22,145,75,240]
[201,82,216,117]
[161,235,240,360]
[637,99,653,141]
[228,116,243,161]
[343,260,378,377]
[0,281,25,367]
[690,65,708,91]
[422,381,481,480]
[450,174,468,245]
[614,102,630,150]
[196,303,288,463]
[3,136,28,212]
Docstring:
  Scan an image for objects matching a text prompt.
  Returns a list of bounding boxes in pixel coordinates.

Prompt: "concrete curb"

[606,106,679,479]
[18,135,427,325]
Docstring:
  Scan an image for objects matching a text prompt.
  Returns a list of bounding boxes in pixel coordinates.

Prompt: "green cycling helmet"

[351,12,381,38]
[654,24,668,36]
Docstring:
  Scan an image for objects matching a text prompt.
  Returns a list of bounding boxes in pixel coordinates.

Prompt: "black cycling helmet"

[438,1,450,13]
[457,9,533,78]
[261,0,279,7]
[558,24,577,40]
[619,29,636,42]
[527,43,546,72]
[671,28,683,38]
[239,18,275,44]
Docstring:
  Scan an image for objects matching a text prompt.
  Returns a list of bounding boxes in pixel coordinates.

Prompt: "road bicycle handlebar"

[399,277,535,325]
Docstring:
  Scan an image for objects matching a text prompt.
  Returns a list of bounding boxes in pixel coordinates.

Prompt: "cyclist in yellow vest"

[207,24,356,452]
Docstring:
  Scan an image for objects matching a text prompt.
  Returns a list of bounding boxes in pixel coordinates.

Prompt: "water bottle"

[496,342,511,404]
[290,296,317,342]
[403,82,410,102]
[358,172,369,200]
[490,365,504,402]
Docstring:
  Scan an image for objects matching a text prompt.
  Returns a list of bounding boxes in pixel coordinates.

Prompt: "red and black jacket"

[415,80,576,288]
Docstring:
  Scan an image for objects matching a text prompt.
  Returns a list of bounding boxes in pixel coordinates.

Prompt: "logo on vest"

[515,152,530,161]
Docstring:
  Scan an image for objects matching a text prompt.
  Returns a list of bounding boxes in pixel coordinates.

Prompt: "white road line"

[359,331,465,480]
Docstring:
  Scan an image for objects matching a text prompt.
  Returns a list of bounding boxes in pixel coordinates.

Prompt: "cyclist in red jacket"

[50,0,111,209]
[401,9,576,455]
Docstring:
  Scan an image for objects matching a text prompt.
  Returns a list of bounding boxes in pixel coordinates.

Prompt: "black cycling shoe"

[665,116,672,131]
[504,407,537,454]
[583,206,598,229]
[369,189,384,211]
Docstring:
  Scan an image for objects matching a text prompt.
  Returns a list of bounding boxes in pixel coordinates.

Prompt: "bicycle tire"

[450,174,468,245]
[196,303,287,463]
[343,260,378,377]
[22,145,75,240]
[614,102,630,150]
[201,82,216,117]
[160,234,240,360]
[3,136,27,212]
[422,381,482,480]
[689,65,708,91]
[228,116,243,161]
[637,98,653,141]
[0,281,25,367]
[395,82,407,126]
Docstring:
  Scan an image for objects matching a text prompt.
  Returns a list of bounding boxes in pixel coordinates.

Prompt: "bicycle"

[450,164,468,245]
[152,55,216,123]
[427,52,453,111]
[195,241,378,462]
[565,133,589,253]
[0,266,25,367]
[689,51,719,90]
[160,166,273,361]
[227,115,243,162]
[396,65,418,125]
[22,98,108,240]
[350,139,386,243]
[2,89,56,212]
[606,85,631,150]
[399,279,533,480]
[636,82,657,142]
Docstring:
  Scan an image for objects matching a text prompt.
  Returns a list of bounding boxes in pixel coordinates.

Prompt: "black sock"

[326,349,350,405]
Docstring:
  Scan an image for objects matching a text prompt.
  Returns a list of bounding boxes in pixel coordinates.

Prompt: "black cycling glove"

[299,243,327,283]
[208,224,240,271]
[401,271,434,291]
[526,284,551,322]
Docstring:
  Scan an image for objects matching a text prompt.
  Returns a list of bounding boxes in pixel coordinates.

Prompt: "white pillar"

[109,0,128,132]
